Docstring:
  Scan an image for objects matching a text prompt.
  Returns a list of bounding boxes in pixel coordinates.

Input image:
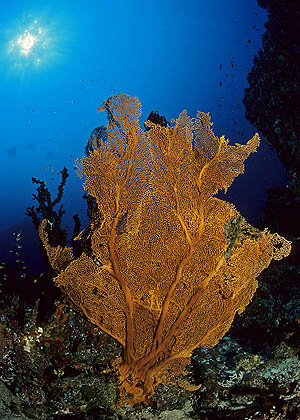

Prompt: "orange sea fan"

[39,93,291,406]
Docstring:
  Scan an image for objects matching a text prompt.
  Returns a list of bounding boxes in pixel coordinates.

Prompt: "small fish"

[219,81,222,86]
[219,65,222,70]
[7,147,17,156]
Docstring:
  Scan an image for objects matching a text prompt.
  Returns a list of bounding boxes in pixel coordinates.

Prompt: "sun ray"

[8,19,47,65]
[1,9,75,77]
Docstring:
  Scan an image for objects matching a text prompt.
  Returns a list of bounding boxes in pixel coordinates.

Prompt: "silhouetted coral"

[25,167,70,248]
[144,110,170,131]
[85,125,108,155]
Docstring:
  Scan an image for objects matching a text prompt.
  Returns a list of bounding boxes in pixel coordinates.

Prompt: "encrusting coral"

[39,93,291,406]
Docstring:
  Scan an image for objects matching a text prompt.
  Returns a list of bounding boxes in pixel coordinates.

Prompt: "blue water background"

[0,0,287,273]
